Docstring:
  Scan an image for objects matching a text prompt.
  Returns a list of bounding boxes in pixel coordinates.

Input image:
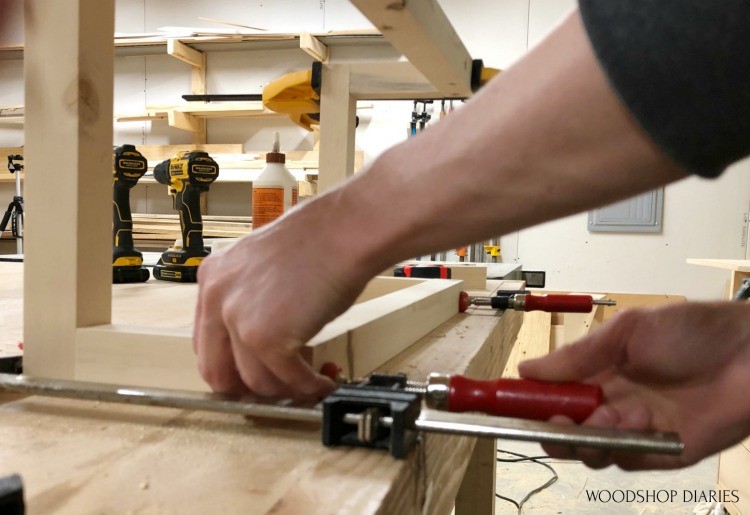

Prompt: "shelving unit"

[0,29,391,61]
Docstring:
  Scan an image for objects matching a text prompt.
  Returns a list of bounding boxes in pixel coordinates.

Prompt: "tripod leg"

[0,207,12,234]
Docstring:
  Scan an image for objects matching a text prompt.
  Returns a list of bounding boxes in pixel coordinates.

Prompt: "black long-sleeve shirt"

[579,1,750,177]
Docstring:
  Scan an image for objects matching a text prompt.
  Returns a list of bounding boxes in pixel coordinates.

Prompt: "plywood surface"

[0,304,523,514]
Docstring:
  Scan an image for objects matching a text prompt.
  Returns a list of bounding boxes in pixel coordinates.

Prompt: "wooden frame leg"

[23,0,115,378]
[455,437,496,515]
[318,64,356,193]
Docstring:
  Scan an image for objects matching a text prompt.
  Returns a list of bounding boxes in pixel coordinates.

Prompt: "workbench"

[0,261,524,513]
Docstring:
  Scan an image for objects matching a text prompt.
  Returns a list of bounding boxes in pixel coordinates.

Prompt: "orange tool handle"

[524,294,593,313]
[447,375,602,423]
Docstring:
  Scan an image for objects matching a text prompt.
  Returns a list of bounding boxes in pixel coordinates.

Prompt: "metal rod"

[415,410,683,455]
[0,373,322,423]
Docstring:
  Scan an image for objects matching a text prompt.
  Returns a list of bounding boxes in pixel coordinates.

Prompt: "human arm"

[193,10,687,398]
[518,302,750,470]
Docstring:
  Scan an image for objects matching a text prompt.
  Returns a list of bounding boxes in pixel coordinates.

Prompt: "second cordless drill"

[153,150,219,282]
[112,144,149,283]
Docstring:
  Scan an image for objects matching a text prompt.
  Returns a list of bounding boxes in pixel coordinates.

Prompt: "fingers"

[230,340,335,399]
[543,400,663,470]
[261,347,337,399]
[229,348,295,398]
[194,292,249,395]
[518,310,635,382]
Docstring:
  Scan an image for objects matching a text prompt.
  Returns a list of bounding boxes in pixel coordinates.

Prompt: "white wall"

[1,0,748,299]
[499,0,750,300]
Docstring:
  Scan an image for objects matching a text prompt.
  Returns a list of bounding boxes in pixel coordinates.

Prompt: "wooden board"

[136,144,243,164]
[0,263,465,387]
[0,301,523,515]
[319,64,356,193]
[0,262,23,359]
[74,276,464,390]
[686,258,750,273]
[350,0,473,97]
[23,0,115,379]
[599,292,686,322]
[501,311,551,378]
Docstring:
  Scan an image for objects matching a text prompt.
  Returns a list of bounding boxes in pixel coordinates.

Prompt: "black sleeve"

[578,0,750,178]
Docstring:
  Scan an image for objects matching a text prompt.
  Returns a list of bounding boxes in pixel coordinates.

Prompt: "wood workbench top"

[0,261,524,514]
[0,261,198,358]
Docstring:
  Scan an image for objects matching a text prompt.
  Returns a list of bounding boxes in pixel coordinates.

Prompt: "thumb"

[518,311,633,381]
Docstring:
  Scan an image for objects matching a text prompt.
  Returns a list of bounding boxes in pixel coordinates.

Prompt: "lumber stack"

[131,213,251,245]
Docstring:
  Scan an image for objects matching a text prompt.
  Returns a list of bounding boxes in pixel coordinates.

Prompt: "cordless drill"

[153,150,219,282]
[112,144,149,283]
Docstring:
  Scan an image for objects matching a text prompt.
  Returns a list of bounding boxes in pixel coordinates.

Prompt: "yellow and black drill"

[112,144,150,283]
[153,150,219,282]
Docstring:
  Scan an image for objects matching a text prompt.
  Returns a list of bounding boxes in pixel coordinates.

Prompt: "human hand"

[518,302,750,470]
[193,199,373,399]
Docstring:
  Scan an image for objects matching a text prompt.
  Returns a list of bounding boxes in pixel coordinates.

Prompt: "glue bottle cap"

[266,131,286,164]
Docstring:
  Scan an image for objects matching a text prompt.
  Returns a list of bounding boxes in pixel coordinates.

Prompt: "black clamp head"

[6,155,23,174]
[322,373,421,459]
[0,474,25,515]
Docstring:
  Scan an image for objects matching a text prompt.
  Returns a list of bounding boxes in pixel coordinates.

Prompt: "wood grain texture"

[23,0,115,378]
[74,277,463,389]
[347,61,442,100]
[502,311,551,378]
[598,292,686,322]
[319,64,356,193]
[455,436,496,515]
[127,144,244,164]
[0,262,23,358]
[0,299,523,514]
[300,32,328,62]
[305,279,464,378]
[1,262,464,389]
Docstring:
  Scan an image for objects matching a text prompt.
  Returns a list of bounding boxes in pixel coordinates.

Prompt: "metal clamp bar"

[416,410,683,455]
[0,373,322,423]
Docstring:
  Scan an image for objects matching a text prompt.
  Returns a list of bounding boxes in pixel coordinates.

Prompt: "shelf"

[0,30,392,61]
[686,259,750,273]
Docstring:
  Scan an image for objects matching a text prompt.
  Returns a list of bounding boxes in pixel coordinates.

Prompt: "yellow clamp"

[483,245,501,258]
[262,69,319,131]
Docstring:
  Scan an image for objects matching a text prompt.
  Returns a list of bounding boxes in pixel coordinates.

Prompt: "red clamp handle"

[447,375,602,423]
[524,294,593,313]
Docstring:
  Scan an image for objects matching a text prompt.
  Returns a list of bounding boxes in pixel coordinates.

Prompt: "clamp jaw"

[322,373,421,459]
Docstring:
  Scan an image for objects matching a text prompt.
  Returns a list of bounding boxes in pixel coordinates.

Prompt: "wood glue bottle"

[252,132,298,230]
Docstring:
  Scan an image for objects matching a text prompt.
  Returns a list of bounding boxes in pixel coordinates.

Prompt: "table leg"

[455,437,496,515]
